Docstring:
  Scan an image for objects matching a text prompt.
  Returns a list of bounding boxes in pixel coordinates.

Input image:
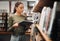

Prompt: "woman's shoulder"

[21,15,27,19]
[9,14,15,17]
[8,14,16,19]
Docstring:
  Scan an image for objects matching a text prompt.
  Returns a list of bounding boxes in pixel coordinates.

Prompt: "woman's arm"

[8,16,19,31]
[7,16,14,31]
[36,24,52,41]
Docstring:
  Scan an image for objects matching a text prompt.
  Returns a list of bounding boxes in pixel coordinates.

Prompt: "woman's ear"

[15,7,17,11]
[16,6,18,11]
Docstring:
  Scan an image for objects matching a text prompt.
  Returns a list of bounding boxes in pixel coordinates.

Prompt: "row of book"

[38,1,57,36]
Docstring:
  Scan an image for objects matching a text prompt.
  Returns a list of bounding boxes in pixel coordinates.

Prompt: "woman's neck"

[15,12,21,16]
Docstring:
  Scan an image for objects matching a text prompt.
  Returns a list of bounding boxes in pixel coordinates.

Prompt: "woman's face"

[16,4,24,14]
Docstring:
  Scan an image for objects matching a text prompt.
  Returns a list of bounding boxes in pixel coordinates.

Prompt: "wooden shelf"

[0,12,8,32]
[0,31,31,34]
[0,32,12,34]
[33,0,54,12]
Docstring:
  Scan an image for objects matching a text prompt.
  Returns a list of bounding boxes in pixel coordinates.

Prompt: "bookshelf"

[0,12,8,32]
[31,0,58,41]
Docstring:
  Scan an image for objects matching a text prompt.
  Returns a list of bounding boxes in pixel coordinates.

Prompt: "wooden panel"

[33,0,54,12]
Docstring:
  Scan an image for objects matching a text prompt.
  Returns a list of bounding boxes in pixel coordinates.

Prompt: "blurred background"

[0,0,60,41]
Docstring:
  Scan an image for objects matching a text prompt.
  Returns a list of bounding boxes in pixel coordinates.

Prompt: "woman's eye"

[20,7,24,9]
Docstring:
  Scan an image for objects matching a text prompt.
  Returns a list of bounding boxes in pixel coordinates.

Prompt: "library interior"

[0,0,60,41]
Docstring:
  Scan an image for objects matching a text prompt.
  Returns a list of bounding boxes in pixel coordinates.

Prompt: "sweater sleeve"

[7,16,14,31]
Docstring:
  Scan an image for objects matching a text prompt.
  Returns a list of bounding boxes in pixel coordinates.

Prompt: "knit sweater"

[8,14,26,36]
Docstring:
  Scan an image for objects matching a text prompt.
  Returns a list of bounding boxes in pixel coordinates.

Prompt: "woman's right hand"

[12,23,19,28]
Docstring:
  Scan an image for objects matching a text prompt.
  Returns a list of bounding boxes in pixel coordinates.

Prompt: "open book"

[18,21,33,27]
[7,21,33,31]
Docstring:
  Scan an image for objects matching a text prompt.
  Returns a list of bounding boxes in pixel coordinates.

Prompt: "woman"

[8,2,26,41]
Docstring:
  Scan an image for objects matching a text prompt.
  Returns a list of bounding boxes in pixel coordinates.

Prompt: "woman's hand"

[12,23,19,28]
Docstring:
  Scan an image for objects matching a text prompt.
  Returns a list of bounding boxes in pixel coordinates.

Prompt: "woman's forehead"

[18,4,24,7]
